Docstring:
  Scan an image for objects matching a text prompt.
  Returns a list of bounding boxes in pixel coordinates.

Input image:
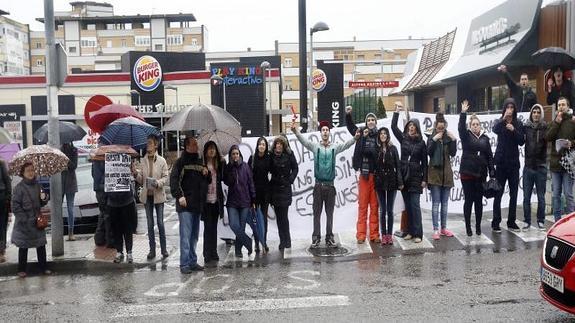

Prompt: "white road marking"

[112,295,350,318]
[506,220,547,242]
[395,235,434,250]
[449,220,494,246]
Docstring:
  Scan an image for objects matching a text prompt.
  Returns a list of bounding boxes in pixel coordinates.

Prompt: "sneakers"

[182,264,204,273]
[113,252,124,263]
[326,237,337,248]
[522,224,531,231]
[371,237,381,243]
[17,272,26,278]
[440,229,454,237]
[127,252,133,264]
[191,264,204,271]
[404,234,413,240]
[537,222,546,231]
[310,239,321,249]
[381,235,393,245]
[432,230,440,240]
[357,239,365,244]
[414,237,422,243]
[248,252,255,262]
[508,223,521,232]
[492,226,502,233]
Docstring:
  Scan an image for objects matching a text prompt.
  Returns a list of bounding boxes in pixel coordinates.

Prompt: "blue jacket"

[223,146,256,209]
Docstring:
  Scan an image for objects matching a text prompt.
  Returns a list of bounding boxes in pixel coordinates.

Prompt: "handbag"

[36,211,49,230]
[482,178,502,199]
[559,148,575,179]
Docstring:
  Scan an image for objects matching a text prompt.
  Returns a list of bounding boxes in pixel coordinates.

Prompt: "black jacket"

[374,144,403,191]
[524,110,547,170]
[391,112,428,193]
[248,152,272,205]
[547,80,575,107]
[503,71,537,113]
[269,151,298,208]
[345,112,378,172]
[458,113,495,179]
[170,151,210,214]
[493,98,525,169]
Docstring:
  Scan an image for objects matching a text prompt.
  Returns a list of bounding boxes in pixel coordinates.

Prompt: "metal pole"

[160,104,163,156]
[223,82,227,111]
[268,73,273,136]
[308,31,314,130]
[175,89,180,158]
[298,0,308,132]
[262,67,267,136]
[44,0,64,257]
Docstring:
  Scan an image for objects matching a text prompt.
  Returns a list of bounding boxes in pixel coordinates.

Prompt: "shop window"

[284,58,292,68]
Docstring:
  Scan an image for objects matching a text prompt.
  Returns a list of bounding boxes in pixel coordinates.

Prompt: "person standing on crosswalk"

[492,98,525,233]
[392,103,428,244]
[522,104,548,231]
[459,100,495,236]
[291,120,359,249]
[426,113,457,241]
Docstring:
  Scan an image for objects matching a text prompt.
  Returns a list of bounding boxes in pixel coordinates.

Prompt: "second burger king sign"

[311,69,327,92]
[133,55,163,92]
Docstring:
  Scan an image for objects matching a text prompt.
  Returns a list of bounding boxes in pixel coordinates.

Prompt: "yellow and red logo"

[311,69,327,92]
[133,55,162,92]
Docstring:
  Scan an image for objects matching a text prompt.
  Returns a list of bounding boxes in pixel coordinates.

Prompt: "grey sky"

[3,0,554,51]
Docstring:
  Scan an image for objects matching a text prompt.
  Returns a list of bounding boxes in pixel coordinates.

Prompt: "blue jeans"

[64,192,75,234]
[178,211,200,269]
[551,171,574,221]
[430,185,450,230]
[145,199,166,253]
[523,166,547,225]
[376,189,396,236]
[228,207,252,256]
[402,191,423,238]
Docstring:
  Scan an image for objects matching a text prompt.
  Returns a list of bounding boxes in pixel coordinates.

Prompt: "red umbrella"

[88,104,144,133]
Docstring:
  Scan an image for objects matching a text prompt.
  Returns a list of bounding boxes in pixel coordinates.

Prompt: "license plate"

[541,267,564,294]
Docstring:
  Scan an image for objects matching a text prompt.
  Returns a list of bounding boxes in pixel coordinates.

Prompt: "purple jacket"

[223,147,256,209]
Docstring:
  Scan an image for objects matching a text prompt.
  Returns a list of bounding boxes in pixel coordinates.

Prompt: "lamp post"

[308,21,329,131]
[260,61,271,136]
[210,75,226,111]
[164,85,178,157]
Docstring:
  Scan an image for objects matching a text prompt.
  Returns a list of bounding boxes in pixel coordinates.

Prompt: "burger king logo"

[311,69,327,92]
[133,55,162,92]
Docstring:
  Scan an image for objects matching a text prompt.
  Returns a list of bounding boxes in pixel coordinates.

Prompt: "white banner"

[217,111,533,240]
[105,153,131,193]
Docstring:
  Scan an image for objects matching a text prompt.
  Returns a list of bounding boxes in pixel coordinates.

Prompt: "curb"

[0,258,154,277]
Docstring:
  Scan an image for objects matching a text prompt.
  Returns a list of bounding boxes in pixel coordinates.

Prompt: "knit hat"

[318,120,331,131]
[365,113,378,126]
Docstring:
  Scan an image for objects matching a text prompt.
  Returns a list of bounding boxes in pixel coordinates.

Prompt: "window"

[121,39,127,47]
[166,35,182,46]
[191,38,198,46]
[80,37,97,48]
[374,54,382,59]
[36,42,42,49]
[154,44,163,51]
[357,54,365,60]
[135,36,150,46]
[283,80,293,91]
[68,46,77,53]
[395,54,401,60]
[286,103,294,112]
[106,40,112,48]
[87,24,96,30]
[284,58,292,68]
[36,59,43,66]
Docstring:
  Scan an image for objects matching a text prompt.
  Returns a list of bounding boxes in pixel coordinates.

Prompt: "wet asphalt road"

[0,244,572,322]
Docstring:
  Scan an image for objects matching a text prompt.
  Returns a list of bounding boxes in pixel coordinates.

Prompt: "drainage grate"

[307,246,351,257]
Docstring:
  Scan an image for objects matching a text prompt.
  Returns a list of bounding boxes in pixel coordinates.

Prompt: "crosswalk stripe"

[504,219,547,243]
[394,235,434,250]
[448,220,495,246]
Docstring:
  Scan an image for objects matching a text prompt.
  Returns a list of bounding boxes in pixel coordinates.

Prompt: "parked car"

[540,212,575,315]
[38,161,99,235]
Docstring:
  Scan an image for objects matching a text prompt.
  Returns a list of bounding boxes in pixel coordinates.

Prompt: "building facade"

[0,10,30,76]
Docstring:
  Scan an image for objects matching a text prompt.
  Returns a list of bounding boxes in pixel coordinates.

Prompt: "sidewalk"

[0,233,177,276]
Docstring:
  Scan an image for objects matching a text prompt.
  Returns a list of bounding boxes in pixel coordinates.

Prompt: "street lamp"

[309,21,329,131]
[164,85,179,157]
[210,74,226,111]
[260,61,271,136]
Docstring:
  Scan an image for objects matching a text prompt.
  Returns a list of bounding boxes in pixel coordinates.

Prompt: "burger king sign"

[311,69,327,92]
[133,55,163,92]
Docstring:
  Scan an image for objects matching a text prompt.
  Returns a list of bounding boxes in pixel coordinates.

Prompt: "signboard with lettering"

[104,153,131,193]
[3,121,22,144]
[349,81,399,88]
[311,69,327,92]
[316,61,344,128]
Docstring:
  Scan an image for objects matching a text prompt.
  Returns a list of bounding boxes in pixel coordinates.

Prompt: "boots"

[0,250,5,263]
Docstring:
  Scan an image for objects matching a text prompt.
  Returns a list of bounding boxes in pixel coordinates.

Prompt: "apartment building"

[0,9,30,76]
[30,1,206,74]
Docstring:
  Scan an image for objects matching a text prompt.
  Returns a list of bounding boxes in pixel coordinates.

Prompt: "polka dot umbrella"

[8,144,69,177]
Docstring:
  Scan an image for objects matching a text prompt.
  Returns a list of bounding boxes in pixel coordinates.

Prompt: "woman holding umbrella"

[223,145,256,260]
[11,162,50,277]
[202,141,225,263]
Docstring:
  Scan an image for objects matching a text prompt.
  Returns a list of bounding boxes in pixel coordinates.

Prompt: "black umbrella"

[532,47,575,70]
[33,121,87,144]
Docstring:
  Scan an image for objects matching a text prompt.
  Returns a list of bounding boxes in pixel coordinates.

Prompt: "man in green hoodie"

[291,120,360,248]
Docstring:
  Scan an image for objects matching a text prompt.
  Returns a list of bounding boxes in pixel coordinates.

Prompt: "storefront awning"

[440,0,541,81]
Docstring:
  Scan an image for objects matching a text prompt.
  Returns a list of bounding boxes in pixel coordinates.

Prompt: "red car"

[540,213,575,314]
